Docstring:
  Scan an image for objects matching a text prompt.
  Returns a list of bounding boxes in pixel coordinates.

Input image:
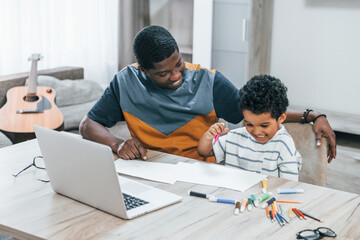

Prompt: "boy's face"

[243,110,287,144]
[140,50,185,90]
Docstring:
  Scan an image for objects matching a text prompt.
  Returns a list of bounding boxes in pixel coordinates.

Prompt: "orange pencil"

[266,206,270,218]
[293,208,306,220]
[292,208,302,219]
[277,200,301,204]
[294,208,307,220]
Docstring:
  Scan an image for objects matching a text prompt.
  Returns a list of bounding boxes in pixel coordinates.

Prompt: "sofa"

[0,67,328,186]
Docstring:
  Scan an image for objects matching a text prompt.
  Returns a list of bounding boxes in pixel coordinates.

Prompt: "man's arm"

[285,109,336,163]
[79,116,147,160]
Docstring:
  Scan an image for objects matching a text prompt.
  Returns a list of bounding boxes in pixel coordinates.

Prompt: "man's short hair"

[239,75,289,119]
[133,25,179,70]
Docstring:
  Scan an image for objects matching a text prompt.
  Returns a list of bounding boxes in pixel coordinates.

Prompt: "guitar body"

[0,86,64,143]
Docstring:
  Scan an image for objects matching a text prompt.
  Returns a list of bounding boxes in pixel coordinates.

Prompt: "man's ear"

[278,112,287,124]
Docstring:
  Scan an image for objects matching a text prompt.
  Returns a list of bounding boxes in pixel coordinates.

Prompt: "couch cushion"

[26,75,104,107]
[60,101,98,130]
[0,132,12,148]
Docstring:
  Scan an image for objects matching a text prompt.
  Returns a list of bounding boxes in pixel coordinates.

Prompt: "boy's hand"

[204,123,230,141]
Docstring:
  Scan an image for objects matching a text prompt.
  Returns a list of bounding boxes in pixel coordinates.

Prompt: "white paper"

[114,159,177,184]
[175,162,266,192]
[114,159,267,192]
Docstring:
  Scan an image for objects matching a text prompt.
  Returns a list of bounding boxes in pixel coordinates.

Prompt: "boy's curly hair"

[133,25,179,70]
[239,75,289,119]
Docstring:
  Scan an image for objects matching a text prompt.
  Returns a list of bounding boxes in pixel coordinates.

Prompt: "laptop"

[34,125,182,219]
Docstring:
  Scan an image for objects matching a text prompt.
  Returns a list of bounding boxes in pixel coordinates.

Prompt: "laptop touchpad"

[121,181,151,194]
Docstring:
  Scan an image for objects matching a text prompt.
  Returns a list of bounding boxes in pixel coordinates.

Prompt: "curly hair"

[133,25,179,70]
[239,75,289,119]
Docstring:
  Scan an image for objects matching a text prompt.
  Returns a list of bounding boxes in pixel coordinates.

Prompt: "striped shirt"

[213,125,302,181]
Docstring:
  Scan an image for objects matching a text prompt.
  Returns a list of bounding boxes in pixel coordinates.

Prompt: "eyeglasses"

[13,156,49,182]
[296,227,336,240]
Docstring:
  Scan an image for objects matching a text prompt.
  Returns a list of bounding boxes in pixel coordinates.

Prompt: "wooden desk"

[1,139,359,239]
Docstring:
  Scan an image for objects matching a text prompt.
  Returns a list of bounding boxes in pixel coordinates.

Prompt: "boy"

[197,75,302,181]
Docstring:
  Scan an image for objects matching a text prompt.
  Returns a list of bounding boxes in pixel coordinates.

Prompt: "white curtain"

[0,0,119,86]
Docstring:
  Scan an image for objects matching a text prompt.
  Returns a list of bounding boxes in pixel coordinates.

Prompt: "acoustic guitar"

[0,54,64,144]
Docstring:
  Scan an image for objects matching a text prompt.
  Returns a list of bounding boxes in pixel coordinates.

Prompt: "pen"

[261,179,267,193]
[188,190,214,199]
[234,201,241,215]
[251,194,259,207]
[247,197,253,211]
[277,189,304,194]
[257,192,272,202]
[261,197,277,208]
[209,197,236,204]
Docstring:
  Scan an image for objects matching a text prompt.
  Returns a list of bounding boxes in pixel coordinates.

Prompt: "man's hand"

[312,116,336,163]
[116,137,148,160]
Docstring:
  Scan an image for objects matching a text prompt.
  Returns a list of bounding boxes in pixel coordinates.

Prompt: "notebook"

[34,125,182,219]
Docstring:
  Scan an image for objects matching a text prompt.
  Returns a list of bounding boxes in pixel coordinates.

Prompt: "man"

[80,25,336,163]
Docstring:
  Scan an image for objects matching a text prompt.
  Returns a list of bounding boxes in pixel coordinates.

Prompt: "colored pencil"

[276,200,301,204]
[293,208,306,220]
[292,208,302,220]
[298,209,324,223]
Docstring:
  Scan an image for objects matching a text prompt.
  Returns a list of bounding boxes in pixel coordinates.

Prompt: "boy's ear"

[278,112,287,124]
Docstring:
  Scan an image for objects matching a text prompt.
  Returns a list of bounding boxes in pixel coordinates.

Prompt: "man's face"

[243,110,287,144]
[140,50,185,90]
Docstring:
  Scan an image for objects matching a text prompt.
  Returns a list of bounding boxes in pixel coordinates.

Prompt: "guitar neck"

[27,59,38,95]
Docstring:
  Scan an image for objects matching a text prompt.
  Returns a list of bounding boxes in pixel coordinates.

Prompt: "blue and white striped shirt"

[213,125,302,181]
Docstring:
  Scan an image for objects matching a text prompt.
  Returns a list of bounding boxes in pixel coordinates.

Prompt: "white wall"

[270,0,360,116]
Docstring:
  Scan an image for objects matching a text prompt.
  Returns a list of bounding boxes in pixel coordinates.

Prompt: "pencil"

[269,208,274,222]
[266,206,270,218]
[293,208,306,220]
[295,208,307,220]
[271,208,276,222]
[298,209,324,223]
[292,208,302,220]
[272,203,277,212]
[276,200,301,204]
[276,202,281,212]
[289,207,293,218]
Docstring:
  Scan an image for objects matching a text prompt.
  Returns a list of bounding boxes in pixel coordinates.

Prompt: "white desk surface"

[0,139,359,239]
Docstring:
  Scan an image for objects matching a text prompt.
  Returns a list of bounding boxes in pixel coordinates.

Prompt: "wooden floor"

[326,131,360,194]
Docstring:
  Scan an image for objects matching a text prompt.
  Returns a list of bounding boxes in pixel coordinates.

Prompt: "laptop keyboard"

[122,193,149,211]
